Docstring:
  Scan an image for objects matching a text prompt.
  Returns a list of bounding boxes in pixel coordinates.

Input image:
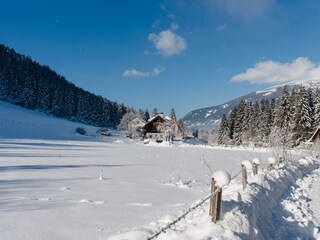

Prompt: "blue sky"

[1,0,320,118]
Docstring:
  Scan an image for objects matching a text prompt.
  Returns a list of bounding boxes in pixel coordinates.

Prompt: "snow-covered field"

[1,101,320,239]
[0,137,274,240]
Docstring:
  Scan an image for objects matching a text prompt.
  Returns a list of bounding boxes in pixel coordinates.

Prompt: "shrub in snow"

[252,158,260,165]
[212,170,231,188]
[76,127,86,135]
[241,160,252,170]
[97,128,111,136]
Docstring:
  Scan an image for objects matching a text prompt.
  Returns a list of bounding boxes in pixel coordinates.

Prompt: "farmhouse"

[143,113,181,141]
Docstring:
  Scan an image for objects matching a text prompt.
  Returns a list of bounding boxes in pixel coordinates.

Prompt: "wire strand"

[147,187,221,240]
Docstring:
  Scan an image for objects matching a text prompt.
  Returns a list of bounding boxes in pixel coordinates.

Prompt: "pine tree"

[292,87,313,145]
[152,108,158,117]
[274,86,291,132]
[144,109,150,121]
[272,85,292,147]
[228,107,237,141]
[218,114,229,145]
[314,88,320,129]
[170,108,177,122]
[250,101,260,142]
[260,99,272,143]
[234,99,246,145]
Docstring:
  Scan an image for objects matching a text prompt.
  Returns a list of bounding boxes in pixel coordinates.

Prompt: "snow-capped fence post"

[241,160,251,190]
[209,171,231,223]
[267,157,276,171]
[252,163,258,175]
[209,178,221,223]
[241,164,247,190]
[252,158,260,175]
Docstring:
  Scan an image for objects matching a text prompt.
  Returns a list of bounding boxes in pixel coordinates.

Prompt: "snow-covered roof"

[148,114,172,123]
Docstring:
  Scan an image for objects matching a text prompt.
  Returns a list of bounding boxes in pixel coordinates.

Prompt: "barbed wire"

[231,168,242,180]
[147,167,243,240]
[147,187,221,240]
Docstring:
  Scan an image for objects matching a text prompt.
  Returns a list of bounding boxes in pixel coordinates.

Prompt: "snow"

[109,156,320,240]
[0,101,99,140]
[252,158,261,165]
[1,101,320,239]
[256,88,277,96]
[268,157,276,164]
[221,104,229,109]
[0,136,274,240]
[212,171,231,188]
[241,160,252,170]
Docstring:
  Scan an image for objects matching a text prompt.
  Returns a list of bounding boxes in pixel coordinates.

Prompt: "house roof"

[123,114,146,124]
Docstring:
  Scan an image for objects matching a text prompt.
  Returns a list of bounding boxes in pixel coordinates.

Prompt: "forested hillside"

[218,85,319,147]
[0,44,127,128]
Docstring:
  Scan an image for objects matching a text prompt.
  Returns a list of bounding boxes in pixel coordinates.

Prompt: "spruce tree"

[218,114,229,145]
[170,108,177,122]
[144,109,150,121]
[292,87,313,145]
[272,85,292,147]
[234,99,246,145]
[314,88,320,129]
[152,108,158,117]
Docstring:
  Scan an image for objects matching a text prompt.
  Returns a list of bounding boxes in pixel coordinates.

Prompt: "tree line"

[218,85,318,147]
[0,44,127,128]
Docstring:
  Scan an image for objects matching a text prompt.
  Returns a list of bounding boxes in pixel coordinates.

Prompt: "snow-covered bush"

[75,127,86,135]
[97,128,111,136]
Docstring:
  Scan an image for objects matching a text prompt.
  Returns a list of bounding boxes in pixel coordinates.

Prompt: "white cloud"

[215,23,227,32]
[123,67,164,78]
[148,30,187,56]
[209,0,276,20]
[231,57,320,84]
[171,22,179,31]
[152,19,161,29]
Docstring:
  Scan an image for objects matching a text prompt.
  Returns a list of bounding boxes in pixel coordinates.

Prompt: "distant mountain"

[0,44,127,128]
[181,79,320,131]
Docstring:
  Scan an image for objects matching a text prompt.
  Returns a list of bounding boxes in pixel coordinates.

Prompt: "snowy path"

[310,169,320,225]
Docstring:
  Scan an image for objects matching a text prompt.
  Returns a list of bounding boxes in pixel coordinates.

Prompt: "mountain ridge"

[181,79,320,131]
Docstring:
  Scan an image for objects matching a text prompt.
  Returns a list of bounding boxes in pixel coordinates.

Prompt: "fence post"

[252,162,258,175]
[209,178,222,223]
[241,164,247,190]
